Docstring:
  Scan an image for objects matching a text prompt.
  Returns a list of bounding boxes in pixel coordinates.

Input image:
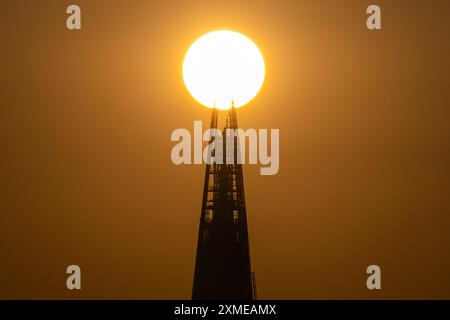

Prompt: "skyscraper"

[192,105,256,300]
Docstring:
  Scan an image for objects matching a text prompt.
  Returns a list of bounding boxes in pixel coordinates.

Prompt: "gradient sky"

[1,0,450,299]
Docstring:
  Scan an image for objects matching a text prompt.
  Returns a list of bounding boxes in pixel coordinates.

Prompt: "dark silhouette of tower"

[192,104,256,300]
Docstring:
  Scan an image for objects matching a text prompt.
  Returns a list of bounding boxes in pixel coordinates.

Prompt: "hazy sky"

[1,0,450,299]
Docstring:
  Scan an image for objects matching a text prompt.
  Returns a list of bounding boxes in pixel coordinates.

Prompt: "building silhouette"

[192,104,256,300]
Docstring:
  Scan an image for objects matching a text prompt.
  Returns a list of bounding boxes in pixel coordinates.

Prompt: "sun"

[183,30,265,110]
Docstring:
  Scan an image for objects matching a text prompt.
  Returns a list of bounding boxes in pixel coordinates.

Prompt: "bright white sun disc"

[183,30,265,110]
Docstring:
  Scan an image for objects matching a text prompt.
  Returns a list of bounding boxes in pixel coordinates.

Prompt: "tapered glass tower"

[192,105,256,300]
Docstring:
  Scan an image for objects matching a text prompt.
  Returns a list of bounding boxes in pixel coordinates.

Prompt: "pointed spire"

[193,98,254,300]
[209,103,218,130]
[225,99,238,130]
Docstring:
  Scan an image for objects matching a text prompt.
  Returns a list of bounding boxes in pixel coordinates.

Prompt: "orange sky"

[1,0,450,299]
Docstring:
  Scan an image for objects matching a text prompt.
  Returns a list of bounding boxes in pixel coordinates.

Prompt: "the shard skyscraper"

[192,104,256,300]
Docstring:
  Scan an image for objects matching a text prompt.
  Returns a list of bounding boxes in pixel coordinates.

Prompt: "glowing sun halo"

[183,30,265,110]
